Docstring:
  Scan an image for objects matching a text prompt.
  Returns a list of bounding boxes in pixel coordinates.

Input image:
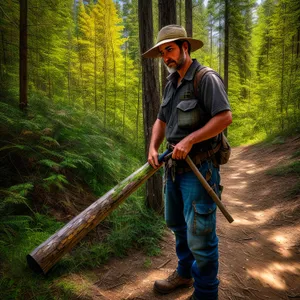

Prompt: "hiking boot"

[154,270,193,294]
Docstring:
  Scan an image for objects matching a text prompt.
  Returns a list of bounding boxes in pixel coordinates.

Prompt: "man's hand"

[171,110,232,160]
[172,137,193,160]
[148,119,166,169]
[148,149,161,169]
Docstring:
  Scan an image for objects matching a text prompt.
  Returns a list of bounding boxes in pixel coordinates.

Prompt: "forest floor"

[59,136,300,300]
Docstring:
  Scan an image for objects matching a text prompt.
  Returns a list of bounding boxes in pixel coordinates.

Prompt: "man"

[142,25,232,300]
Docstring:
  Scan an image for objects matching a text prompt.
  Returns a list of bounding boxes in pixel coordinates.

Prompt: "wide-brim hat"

[142,24,203,58]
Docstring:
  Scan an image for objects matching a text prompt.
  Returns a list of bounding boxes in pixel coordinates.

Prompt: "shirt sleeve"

[199,73,231,117]
[157,105,166,122]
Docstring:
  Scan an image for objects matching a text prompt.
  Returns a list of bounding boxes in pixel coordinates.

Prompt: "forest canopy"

[1,0,299,147]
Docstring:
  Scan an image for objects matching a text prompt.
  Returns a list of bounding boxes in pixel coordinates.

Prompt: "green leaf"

[43,174,69,190]
[38,159,61,169]
[40,136,60,147]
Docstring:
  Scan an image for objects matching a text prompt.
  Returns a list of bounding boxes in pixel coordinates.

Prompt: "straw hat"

[142,24,203,58]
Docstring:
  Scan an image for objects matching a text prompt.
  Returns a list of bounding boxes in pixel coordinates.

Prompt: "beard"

[165,48,186,74]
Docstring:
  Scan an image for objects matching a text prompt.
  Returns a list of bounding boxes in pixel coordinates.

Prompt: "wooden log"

[27,150,170,274]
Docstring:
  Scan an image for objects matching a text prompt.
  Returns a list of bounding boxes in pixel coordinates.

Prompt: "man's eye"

[167,48,173,52]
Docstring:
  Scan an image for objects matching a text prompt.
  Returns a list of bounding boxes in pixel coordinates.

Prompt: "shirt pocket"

[176,99,201,130]
[191,202,216,236]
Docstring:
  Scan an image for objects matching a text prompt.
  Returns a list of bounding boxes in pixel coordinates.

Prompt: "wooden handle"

[185,155,234,223]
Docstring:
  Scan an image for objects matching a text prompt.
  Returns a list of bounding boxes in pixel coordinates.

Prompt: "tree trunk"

[158,0,176,91]
[209,14,213,67]
[179,0,182,26]
[138,0,163,213]
[123,41,128,136]
[224,0,229,93]
[280,3,286,131]
[0,26,5,81]
[136,69,141,148]
[19,0,28,110]
[185,0,192,37]
[27,159,166,274]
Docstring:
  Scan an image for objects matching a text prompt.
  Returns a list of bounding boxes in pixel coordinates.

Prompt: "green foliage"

[107,194,165,257]
[43,174,69,190]
[144,257,152,268]
[57,193,165,273]
[266,161,300,176]
[0,212,63,300]
[287,182,300,197]
[291,150,300,159]
[266,154,300,199]
[0,95,165,299]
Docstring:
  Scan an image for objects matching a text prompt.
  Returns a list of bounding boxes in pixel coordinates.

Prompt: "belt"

[165,143,221,175]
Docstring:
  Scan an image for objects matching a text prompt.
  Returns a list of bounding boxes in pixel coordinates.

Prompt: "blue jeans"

[165,159,220,300]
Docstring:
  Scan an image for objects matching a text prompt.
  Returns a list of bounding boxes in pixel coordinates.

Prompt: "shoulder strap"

[193,66,224,146]
[193,66,213,99]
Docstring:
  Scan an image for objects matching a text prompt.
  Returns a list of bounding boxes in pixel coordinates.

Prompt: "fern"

[35,145,64,159]
[8,183,34,196]
[19,119,43,131]
[60,159,77,169]
[0,215,32,231]
[0,111,14,125]
[40,135,60,147]
[0,144,31,152]
[38,159,61,169]
[43,173,69,189]
[62,151,93,170]
[0,183,34,213]
[0,215,33,245]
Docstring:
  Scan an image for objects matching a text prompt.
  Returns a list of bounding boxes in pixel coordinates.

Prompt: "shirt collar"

[166,59,201,86]
[183,59,201,81]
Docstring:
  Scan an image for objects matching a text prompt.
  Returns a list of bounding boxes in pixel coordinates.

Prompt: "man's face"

[158,42,186,74]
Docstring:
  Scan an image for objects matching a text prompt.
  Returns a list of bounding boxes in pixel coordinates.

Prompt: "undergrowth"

[0,96,165,299]
[266,150,300,199]
[266,161,300,176]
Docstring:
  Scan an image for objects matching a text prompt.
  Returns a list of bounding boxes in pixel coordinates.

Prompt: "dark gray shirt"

[157,59,231,152]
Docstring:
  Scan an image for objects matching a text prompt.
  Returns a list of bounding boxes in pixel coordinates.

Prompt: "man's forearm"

[187,110,232,145]
[149,119,166,151]
[172,110,232,160]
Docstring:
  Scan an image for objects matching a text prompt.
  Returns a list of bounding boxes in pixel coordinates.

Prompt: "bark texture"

[185,0,193,37]
[19,0,28,110]
[27,162,163,274]
[158,0,176,90]
[138,0,163,213]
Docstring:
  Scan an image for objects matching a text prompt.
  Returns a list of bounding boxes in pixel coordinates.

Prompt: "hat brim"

[142,37,203,58]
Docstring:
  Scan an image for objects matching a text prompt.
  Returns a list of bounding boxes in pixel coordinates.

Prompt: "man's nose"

[163,55,169,63]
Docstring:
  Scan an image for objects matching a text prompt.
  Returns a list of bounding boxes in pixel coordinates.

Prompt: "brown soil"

[61,137,300,300]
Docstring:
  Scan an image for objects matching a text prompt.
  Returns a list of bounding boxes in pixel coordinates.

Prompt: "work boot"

[154,270,193,294]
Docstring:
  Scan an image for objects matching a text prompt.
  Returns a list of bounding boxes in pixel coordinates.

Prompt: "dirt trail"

[72,137,300,300]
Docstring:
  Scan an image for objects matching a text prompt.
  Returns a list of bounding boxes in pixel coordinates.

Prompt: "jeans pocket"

[192,202,216,236]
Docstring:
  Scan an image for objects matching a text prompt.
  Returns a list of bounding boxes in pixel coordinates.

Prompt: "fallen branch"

[157,259,171,269]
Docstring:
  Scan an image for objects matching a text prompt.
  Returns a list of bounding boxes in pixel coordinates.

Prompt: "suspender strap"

[193,67,214,99]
